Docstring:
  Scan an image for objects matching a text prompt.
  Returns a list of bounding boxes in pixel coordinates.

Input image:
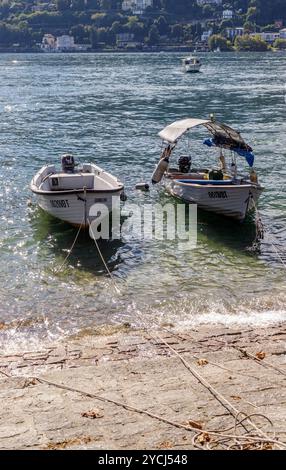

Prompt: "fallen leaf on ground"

[46,436,92,450]
[230,395,241,401]
[197,433,211,445]
[197,358,209,366]
[157,441,173,449]
[81,410,103,419]
[183,420,204,430]
[261,443,273,450]
[256,351,266,360]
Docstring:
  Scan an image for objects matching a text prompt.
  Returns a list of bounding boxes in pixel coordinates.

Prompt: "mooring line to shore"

[88,221,121,294]
[230,345,286,377]
[2,365,284,449]
[54,216,85,274]
[252,200,286,270]
[1,336,286,449]
[81,237,286,449]
[4,205,282,449]
[145,330,285,450]
[34,376,286,450]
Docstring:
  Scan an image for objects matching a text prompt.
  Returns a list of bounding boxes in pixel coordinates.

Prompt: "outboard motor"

[61,154,75,173]
[178,156,192,174]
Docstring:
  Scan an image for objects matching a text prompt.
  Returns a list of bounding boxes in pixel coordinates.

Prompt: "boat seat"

[48,173,94,191]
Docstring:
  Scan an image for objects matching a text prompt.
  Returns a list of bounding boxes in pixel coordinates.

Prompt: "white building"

[33,2,56,12]
[223,10,233,20]
[201,29,213,42]
[197,0,222,6]
[41,33,56,52]
[226,27,244,40]
[122,0,153,14]
[279,28,286,39]
[251,32,280,43]
[56,35,75,51]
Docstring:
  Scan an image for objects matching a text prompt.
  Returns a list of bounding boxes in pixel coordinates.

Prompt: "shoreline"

[0,49,285,54]
[1,323,286,450]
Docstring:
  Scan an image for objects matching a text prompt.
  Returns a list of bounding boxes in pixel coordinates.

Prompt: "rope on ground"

[35,376,286,450]
[75,234,285,449]
[233,345,286,377]
[146,331,284,450]
[36,209,285,449]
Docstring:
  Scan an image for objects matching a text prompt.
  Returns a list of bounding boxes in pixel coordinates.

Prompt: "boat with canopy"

[152,117,264,221]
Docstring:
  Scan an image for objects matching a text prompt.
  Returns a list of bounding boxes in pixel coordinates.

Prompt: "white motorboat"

[182,55,201,73]
[152,118,264,222]
[31,155,124,227]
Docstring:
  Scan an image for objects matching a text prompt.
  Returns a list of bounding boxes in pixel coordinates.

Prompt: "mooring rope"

[54,217,85,274]
[75,209,286,449]
[252,196,286,270]
[88,219,121,294]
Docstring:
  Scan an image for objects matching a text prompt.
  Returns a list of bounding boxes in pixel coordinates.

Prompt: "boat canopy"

[158,119,211,144]
[158,118,255,167]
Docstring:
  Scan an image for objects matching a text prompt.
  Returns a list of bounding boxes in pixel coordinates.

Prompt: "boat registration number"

[50,199,70,208]
[208,191,228,199]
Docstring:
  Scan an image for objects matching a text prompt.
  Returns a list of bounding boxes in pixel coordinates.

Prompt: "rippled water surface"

[0,52,285,350]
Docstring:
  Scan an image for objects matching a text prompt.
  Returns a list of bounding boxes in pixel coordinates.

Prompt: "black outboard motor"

[61,154,75,173]
[178,156,192,174]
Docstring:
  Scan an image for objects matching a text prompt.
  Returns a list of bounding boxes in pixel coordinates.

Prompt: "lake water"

[0,52,285,351]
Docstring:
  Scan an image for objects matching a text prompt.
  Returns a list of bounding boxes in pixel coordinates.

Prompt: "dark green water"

[0,52,285,351]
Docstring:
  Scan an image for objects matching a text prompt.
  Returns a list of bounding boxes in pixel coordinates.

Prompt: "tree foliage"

[235,34,269,51]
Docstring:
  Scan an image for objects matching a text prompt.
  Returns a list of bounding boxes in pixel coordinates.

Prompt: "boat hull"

[36,190,122,227]
[184,65,201,73]
[164,179,263,221]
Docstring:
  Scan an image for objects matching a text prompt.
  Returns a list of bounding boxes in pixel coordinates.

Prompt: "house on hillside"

[222,10,233,20]
[201,30,213,42]
[197,0,222,6]
[122,0,153,15]
[226,27,244,41]
[41,33,56,52]
[56,35,76,52]
[252,32,280,44]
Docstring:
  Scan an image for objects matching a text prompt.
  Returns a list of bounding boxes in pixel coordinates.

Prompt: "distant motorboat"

[182,55,202,73]
[31,155,124,227]
[152,118,264,222]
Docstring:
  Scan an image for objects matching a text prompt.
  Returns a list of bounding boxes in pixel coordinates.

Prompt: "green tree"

[273,38,286,50]
[70,24,87,43]
[147,24,160,45]
[208,34,233,51]
[155,16,169,36]
[171,24,184,39]
[243,21,256,33]
[110,20,122,35]
[235,34,268,51]
[246,6,258,23]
